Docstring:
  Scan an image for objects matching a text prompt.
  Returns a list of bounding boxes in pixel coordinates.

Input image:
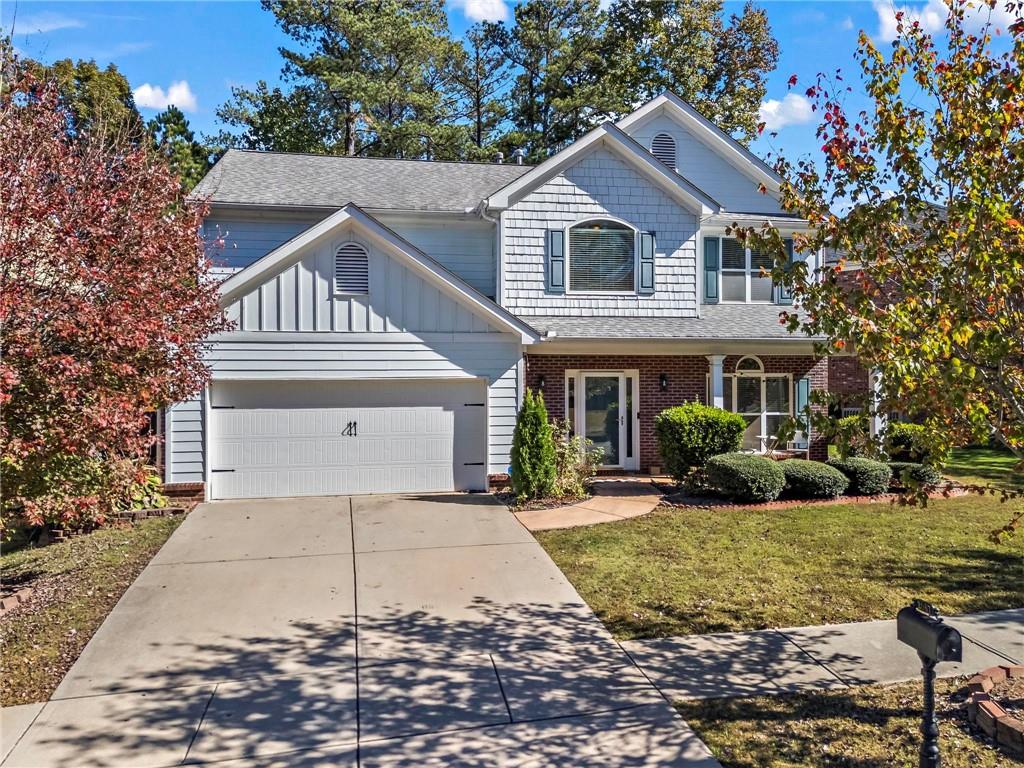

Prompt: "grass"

[0,515,183,705]
[945,447,1023,492]
[536,495,1024,639]
[676,678,1014,767]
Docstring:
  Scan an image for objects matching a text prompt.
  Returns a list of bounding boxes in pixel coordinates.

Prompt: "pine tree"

[148,106,212,192]
[510,389,556,501]
[452,23,510,160]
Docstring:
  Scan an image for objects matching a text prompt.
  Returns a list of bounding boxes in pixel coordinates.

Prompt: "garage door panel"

[210,380,485,499]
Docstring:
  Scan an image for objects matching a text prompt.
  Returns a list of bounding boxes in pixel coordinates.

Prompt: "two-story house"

[165,92,828,502]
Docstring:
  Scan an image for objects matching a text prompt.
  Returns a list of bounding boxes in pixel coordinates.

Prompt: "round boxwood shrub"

[705,453,786,503]
[888,461,942,489]
[827,457,893,496]
[654,404,745,481]
[780,459,849,499]
[886,422,928,461]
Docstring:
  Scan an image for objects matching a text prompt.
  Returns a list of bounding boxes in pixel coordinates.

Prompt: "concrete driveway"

[3,494,718,767]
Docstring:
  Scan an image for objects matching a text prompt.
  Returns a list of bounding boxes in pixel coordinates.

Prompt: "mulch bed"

[660,485,967,511]
[495,492,591,512]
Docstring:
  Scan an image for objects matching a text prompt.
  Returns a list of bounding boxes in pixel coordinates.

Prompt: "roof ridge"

[223,147,535,170]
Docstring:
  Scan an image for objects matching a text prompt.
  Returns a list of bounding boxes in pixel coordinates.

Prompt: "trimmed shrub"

[827,457,893,496]
[550,419,603,500]
[655,404,746,481]
[886,422,928,461]
[510,389,556,501]
[834,414,872,458]
[888,461,942,489]
[780,459,849,499]
[705,453,786,503]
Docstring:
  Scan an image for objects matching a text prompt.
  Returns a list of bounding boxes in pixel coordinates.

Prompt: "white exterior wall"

[625,114,786,215]
[205,211,497,297]
[166,395,204,484]
[170,228,523,485]
[502,147,699,317]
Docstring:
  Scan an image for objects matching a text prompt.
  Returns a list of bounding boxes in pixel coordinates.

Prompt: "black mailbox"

[897,605,962,663]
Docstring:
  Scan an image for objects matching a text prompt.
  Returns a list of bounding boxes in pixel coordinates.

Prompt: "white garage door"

[209,380,487,500]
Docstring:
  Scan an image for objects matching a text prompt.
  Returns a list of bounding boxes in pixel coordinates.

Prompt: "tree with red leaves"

[0,70,229,532]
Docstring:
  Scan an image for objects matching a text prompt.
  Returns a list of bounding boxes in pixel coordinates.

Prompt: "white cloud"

[841,16,855,30]
[759,93,814,131]
[449,0,509,23]
[874,0,1022,41]
[133,81,198,112]
[10,11,84,35]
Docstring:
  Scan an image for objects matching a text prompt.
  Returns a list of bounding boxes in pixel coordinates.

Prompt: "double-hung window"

[568,220,635,292]
[707,356,793,451]
[712,236,790,303]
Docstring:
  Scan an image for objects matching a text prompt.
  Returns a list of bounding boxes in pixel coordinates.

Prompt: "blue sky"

[2,0,1016,165]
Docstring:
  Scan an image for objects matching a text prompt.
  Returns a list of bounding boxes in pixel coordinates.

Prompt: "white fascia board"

[485,123,720,215]
[218,203,540,344]
[702,212,812,231]
[617,92,784,193]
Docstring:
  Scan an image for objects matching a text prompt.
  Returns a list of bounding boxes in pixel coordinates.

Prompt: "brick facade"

[163,482,205,503]
[525,353,829,470]
[829,356,870,409]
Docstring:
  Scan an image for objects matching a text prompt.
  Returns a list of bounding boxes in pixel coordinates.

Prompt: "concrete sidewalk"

[515,479,664,531]
[2,494,718,767]
[622,608,1024,702]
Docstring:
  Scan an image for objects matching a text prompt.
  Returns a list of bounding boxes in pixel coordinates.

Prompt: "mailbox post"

[896,600,963,768]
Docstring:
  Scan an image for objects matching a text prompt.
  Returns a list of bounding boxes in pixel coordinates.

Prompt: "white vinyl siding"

[203,212,497,297]
[503,146,699,316]
[624,113,787,215]
[166,396,204,483]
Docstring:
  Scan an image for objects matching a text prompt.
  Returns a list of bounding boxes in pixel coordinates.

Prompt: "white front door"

[576,371,639,470]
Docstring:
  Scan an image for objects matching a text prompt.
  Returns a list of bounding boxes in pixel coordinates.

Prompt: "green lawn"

[676,678,1012,768]
[0,516,183,705]
[537,495,1024,639]
[945,447,1023,492]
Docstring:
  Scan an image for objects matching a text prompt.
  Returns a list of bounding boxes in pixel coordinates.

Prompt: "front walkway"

[621,609,1024,702]
[515,478,664,532]
[2,494,717,767]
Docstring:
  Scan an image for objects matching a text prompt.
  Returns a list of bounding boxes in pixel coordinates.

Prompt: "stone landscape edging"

[965,665,1024,756]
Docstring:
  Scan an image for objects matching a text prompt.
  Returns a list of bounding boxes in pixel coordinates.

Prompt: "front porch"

[525,352,829,472]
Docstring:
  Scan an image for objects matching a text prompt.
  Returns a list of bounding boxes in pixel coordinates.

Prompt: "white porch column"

[707,354,726,409]
[868,367,886,438]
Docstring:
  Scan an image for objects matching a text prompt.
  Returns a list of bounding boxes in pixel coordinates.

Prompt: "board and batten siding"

[625,113,786,215]
[169,229,524,484]
[204,211,497,298]
[502,146,699,317]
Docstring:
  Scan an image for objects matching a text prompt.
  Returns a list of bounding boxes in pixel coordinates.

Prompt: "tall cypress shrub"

[510,388,556,501]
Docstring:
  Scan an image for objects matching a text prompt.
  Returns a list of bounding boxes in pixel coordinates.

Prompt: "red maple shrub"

[0,71,229,533]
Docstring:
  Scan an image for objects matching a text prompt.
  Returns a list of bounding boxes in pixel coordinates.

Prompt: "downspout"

[473,200,504,308]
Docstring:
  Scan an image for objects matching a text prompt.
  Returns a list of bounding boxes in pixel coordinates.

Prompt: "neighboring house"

[164,92,830,502]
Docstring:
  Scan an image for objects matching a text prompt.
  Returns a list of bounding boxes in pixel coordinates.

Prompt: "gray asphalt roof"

[520,304,822,341]
[192,149,534,212]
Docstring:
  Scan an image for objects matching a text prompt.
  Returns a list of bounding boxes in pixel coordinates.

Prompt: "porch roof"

[520,305,823,341]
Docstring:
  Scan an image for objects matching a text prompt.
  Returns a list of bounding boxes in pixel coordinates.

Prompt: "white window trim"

[706,365,794,452]
[564,216,640,296]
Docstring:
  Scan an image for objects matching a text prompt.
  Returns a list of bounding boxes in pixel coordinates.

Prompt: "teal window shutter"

[703,237,720,303]
[778,238,794,305]
[547,230,565,293]
[795,377,810,431]
[638,231,656,294]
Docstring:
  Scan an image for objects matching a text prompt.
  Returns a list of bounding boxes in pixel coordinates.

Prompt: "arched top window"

[334,242,369,294]
[651,133,677,169]
[568,219,636,292]
[736,355,764,373]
